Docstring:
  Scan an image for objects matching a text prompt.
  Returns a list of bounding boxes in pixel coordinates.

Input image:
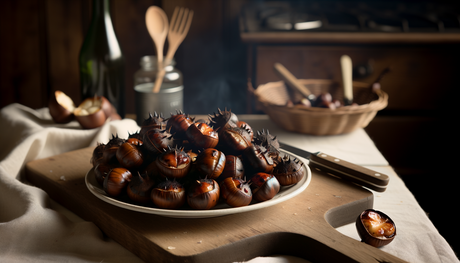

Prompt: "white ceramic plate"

[85,151,311,218]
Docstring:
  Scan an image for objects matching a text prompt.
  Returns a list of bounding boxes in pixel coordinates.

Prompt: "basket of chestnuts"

[253,79,388,136]
[90,109,307,213]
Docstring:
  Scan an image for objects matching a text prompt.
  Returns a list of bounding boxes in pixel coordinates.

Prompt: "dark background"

[1,0,458,257]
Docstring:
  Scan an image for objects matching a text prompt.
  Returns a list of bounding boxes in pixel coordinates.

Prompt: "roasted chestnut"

[356,209,396,247]
[242,144,274,174]
[187,178,220,210]
[219,155,244,182]
[127,173,155,204]
[116,142,144,169]
[249,172,280,202]
[273,155,305,186]
[253,129,280,161]
[220,177,252,207]
[236,121,253,141]
[140,112,167,138]
[185,121,219,149]
[126,137,143,146]
[143,128,175,155]
[194,148,226,180]
[48,90,75,124]
[155,147,192,179]
[218,126,252,155]
[102,135,125,164]
[74,96,110,129]
[167,110,194,139]
[103,167,133,197]
[94,162,116,186]
[151,179,186,209]
[91,143,106,167]
[209,108,237,134]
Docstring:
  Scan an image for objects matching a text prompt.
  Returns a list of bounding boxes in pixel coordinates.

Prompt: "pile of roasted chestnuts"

[90,108,306,210]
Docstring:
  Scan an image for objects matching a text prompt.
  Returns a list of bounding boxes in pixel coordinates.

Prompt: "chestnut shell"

[187,178,220,210]
[356,209,396,248]
[272,155,305,186]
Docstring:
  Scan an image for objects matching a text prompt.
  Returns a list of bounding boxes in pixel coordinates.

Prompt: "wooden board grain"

[25,147,406,263]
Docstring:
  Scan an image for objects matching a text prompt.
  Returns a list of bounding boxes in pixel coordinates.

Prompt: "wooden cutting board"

[25,147,405,263]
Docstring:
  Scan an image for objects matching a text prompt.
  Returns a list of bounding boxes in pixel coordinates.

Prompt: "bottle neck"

[92,0,109,19]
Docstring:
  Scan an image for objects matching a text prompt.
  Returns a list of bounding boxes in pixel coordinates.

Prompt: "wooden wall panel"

[45,0,83,104]
[0,0,45,109]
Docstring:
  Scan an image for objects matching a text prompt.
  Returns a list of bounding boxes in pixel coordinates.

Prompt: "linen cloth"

[0,103,457,263]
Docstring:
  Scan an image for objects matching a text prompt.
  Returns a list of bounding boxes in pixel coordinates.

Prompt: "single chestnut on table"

[356,209,396,247]
[151,179,186,209]
[220,177,252,207]
[187,178,220,210]
[103,167,133,197]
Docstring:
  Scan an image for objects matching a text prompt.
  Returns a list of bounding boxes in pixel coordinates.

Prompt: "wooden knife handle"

[309,152,389,192]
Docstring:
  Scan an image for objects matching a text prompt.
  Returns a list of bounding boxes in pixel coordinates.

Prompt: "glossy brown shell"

[356,209,396,248]
[273,155,305,186]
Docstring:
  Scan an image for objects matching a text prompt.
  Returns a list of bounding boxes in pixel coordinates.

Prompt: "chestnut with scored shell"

[249,172,280,202]
[167,110,194,139]
[185,121,219,149]
[194,148,226,180]
[155,146,192,179]
[103,167,133,197]
[116,142,144,169]
[127,173,155,204]
[356,209,396,247]
[273,155,305,186]
[187,178,220,210]
[220,177,252,207]
[151,179,186,209]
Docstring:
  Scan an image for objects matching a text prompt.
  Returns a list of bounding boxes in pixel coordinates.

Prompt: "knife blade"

[280,142,389,192]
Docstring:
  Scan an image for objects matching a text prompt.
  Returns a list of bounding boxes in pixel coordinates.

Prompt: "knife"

[280,142,389,192]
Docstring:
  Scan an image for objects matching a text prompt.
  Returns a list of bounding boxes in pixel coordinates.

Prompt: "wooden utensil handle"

[309,152,389,192]
[274,62,312,97]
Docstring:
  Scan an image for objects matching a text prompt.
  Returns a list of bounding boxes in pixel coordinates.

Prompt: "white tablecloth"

[0,103,457,263]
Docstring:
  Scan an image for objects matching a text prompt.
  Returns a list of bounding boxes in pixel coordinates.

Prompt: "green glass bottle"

[79,0,125,118]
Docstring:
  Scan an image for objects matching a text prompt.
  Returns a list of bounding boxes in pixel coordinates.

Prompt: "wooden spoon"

[145,6,169,93]
[274,62,316,102]
[340,55,353,106]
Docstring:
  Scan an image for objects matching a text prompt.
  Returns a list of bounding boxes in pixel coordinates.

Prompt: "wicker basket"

[253,79,388,135]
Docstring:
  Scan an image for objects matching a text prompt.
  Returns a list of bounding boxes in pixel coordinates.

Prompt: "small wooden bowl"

[253,79,388,135]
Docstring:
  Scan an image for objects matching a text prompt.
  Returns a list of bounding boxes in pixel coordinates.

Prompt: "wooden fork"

[165,7,194,60]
